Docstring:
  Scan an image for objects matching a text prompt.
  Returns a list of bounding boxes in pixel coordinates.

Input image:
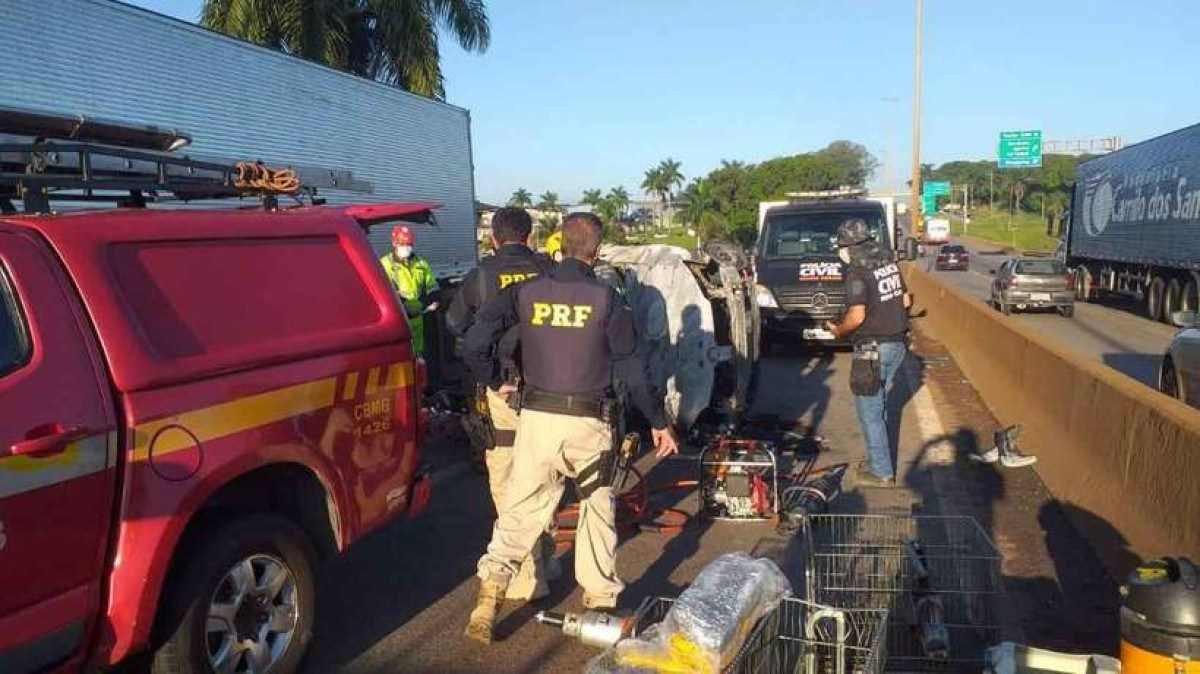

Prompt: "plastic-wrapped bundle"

[585,553,791,674]
[660,553,791,672]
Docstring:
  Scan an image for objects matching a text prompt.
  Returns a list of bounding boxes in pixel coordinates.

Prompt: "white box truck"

[0,0,477,277]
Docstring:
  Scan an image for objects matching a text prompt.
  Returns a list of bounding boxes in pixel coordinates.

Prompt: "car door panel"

[0,227,117,672]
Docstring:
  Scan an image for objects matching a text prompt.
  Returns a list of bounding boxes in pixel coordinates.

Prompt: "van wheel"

[153,515,316,674]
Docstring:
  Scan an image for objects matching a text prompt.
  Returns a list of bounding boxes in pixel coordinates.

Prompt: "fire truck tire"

[152,515,316,674]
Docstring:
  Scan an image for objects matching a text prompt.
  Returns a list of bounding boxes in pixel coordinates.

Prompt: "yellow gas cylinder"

[1120,557,1200,673]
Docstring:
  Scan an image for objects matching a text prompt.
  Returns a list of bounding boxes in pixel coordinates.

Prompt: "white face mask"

[395,245,413,259]
[837,247,852,264]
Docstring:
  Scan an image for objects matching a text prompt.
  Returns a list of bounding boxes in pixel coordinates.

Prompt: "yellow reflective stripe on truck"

[130,362,414,462]
[0,431,117,498]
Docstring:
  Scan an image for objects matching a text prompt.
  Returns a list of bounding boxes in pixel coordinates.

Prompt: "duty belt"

[522,389,605,418]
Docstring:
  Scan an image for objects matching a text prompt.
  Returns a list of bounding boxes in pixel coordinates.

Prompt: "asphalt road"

[300,348,929,674]
[923,238,1178,387]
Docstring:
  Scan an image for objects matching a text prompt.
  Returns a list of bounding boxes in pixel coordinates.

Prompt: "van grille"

[774,288,845,317]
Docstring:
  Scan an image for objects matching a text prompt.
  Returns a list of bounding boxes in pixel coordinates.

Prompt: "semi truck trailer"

[1065,122,1200,322]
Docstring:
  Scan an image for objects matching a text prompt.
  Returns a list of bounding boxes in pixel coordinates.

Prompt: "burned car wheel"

[153,515,316,674]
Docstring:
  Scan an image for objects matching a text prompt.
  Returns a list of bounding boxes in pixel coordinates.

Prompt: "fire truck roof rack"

[0,106,318,215]
[0,138,322,215]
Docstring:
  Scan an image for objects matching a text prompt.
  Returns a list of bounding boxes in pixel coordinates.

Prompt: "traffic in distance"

[1,1,1198,674]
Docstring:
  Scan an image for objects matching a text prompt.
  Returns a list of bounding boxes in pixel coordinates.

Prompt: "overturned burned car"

[596,241,760,431]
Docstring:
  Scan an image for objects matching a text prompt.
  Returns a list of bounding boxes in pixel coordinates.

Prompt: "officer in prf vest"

[461,212,679,644]
[446,206,556,603]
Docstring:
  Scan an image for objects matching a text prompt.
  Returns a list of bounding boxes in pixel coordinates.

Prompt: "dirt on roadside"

[910,327,1124,655]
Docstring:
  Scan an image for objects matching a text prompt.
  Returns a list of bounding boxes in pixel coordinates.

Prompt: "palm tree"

[509,188,533,208]
[606,186,630,221]
[536,191,560,213]
[200,0,490,100]
[641,167,666,228]
[681,178,713,226]
[581,188,604,210]
[657,158,684,203]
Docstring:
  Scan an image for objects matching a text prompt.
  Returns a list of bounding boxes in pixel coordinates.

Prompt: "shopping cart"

[801,514,1002,671]
[632,596,888,674]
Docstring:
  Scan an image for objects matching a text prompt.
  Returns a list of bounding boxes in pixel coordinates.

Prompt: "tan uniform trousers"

[477,407,624,606]
[483,388,552,600]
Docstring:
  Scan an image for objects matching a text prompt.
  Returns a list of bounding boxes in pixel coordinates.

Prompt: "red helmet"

[391,226,415,246]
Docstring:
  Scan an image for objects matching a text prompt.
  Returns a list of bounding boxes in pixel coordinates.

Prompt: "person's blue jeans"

[852,341,908,480]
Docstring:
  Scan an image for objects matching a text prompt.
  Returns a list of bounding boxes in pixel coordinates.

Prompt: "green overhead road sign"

[922,195,937,213]
[923,181,951,197]
[998,130,1042,168]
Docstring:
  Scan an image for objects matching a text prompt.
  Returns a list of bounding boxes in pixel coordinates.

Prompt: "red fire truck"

[0,117,434,673]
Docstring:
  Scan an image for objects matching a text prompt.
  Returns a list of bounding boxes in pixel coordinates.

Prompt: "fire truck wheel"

[152,515,316,674]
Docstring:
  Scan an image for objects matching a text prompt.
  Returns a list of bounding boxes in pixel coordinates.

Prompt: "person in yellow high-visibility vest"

[380,225,439,355]
[544,229,564,262]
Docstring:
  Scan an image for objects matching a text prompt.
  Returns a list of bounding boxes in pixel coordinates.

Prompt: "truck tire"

[1146,276,1166,322]
[1185,278,1200,312]
[1165,279,1183,322]
[152,515,316,674]
[1074,268,1093,302]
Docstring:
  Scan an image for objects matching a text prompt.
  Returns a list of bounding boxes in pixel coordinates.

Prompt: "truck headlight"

[755,283,778,308]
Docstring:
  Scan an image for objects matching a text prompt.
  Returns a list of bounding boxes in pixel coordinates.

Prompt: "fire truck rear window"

[109,237,381,358]
[0,265,31,377]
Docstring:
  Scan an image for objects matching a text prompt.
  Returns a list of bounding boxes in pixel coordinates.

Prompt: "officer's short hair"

[562,212,603,258]
[492,207,533,244]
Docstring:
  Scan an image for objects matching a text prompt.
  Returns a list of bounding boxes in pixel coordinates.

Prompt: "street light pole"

[910,0,924,236]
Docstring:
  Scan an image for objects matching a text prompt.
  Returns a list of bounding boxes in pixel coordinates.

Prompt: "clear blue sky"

[131,0,1197,205]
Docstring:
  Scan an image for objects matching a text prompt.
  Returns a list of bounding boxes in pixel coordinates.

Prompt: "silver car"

[990,257,1075,317]
[1159,311,1200,408]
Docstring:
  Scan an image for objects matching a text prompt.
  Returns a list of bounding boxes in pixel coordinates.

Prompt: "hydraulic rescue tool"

[535,610,634,648]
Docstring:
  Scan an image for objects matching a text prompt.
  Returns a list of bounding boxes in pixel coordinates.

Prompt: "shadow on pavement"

[906,330,1131,656]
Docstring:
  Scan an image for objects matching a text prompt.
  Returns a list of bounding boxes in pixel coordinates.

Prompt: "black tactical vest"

[515,268,614,395]
[475,245,552,305]
[476,245,553,373]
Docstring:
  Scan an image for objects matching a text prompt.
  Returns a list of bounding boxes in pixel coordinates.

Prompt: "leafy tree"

[679,142,880,246]
[200,0,490,100]
[509,188,533,208]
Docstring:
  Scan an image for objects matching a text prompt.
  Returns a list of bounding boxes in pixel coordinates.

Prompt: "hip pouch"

[850,354,883,396]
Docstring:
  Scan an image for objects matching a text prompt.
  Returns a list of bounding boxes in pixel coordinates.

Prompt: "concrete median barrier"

[904,264,1200,572]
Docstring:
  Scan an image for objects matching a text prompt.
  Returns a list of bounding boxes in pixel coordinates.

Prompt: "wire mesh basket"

[801,514,1002,671]
[631,596,888,674]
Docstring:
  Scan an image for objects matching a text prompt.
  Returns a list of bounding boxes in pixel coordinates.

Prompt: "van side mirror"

[1171,310,1198,328]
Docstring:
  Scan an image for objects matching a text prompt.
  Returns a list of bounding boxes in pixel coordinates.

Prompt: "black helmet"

[835,218,873,247]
